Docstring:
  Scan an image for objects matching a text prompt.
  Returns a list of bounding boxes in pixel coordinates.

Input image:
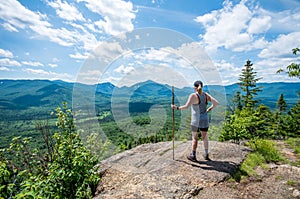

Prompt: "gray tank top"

[191,92,209,128]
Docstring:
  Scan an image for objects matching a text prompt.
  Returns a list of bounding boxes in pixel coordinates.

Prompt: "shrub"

[0,160,14,199]
[247,139,281,162]
[1,103,100,198]
[231,139,281,182]
[32,103,100,198]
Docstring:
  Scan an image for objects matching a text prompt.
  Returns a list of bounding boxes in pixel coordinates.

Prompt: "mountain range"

[0,79,299,119]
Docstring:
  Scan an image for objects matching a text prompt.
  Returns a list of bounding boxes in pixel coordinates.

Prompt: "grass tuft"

[231,139,282,182]
[247,139,281,162]
[286,138,300,155]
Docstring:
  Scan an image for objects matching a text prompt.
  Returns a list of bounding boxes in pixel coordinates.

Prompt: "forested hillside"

[0,79,299,148]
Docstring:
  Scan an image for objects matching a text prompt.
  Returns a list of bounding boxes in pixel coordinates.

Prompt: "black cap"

[193,80,203,87]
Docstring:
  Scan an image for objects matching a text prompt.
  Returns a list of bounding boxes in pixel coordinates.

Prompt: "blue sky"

[0,0,299,87]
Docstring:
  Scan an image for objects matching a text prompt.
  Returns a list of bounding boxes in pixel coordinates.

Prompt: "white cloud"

[0,0,74,46]
[22,61,44,67]
[0,48,13,58]
[78,0,136,35]
[48,63,58,68]
[101,76,122,83]
[93,41,126,63]
[23,68,52,76]
[47,0,85,21]
[0,0,51,30]
[1,23,18,32]
[258,32,300,58]
[0,58,21,67]
[0,0,99,51]
[57,21,99,50]
[248,16,271,34]
[214,60,241,85]
[75,69,102,84]
[114,64,135,74]
[130,43,211,71]
[52,57,59,62]
[265,9,300,33]
[23,68,73,81]
[251,37,269,50]
[0,66,10,71]
[69,52,89,60]
[113,64,189,88]
[75,41,128,85]
[133,48,171,62]
[194,10,218,28]
[97,40,221,86]
[255,57,299,83]
[30,26,76,47]
[83,21,98,33]
[173,42,213,70]
[0,0,136,74]
[79,69,101,77]
[192,0,300,85]
[215,59,238,73]
[99,41,221,86]
[194,1,272,52]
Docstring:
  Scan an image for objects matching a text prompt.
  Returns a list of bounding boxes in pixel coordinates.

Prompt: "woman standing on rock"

[171,80,219,162]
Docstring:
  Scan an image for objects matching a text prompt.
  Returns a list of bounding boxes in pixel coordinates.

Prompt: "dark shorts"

[191,125,209,132]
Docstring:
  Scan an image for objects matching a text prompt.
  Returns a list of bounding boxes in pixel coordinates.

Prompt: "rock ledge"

[94,141,250,199]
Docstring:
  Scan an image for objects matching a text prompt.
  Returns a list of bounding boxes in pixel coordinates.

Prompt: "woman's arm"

[171,93,197,110]
[206,93,219,112]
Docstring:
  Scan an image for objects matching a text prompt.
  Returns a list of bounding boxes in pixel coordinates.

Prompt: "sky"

[0,0,300,87]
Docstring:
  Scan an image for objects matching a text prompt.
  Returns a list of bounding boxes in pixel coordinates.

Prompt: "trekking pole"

[172,86,175,160]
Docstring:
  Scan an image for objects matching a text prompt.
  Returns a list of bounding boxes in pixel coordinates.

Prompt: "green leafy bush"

[231,139,281,182]
[220,105,278,142]
[0,103,100,198]
[247,139,281,162]
[0,159,14,199]
[240,153,265,175]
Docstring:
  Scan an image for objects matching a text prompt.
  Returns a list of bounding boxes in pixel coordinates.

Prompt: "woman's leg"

[201,131,209,159]
[187,131,198,161]
[192,131,198,152]
[187,126,199,161]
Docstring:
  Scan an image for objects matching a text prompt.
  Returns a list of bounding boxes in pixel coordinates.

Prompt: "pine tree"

[238,60,262,109]
[277,93,287,113]
[288,91,300,137]
[232,91,243,112]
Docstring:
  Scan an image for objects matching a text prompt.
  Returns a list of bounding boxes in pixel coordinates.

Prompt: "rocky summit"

[94,141,250,199]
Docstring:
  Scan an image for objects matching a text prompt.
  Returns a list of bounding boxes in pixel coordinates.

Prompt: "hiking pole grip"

[172,86,175,160]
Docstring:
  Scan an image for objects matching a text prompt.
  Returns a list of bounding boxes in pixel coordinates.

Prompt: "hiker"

[171,80,219,161]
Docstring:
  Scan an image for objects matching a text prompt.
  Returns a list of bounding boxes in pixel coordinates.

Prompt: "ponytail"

[197,84,202,94]
[194,80,203,94]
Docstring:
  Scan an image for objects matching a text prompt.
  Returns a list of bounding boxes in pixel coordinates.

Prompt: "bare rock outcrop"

[94,141,250,198]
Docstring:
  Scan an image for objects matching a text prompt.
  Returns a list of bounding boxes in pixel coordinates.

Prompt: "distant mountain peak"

[132,80,164,88]
[98,82,115,88]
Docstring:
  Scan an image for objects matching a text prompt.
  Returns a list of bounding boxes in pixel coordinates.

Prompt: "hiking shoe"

[187,154,197,162]
[204,154,211,161]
